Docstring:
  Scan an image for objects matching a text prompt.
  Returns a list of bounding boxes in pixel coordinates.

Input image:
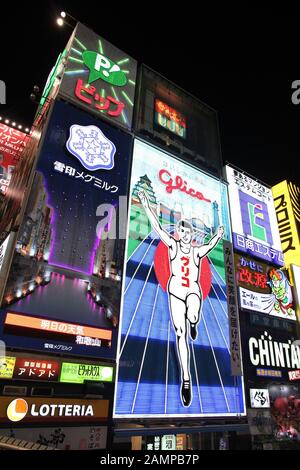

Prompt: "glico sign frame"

[114,139,245,419]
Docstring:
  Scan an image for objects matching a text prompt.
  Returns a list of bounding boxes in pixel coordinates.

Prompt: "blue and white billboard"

[0,100,132,360]
[114,139,246,418]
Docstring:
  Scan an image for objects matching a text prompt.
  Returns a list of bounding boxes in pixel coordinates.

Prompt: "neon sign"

[159,169,211,202]
[155,99,186,139]
[59,23,137,130]
[226,166,284,265]
[114,139,245,419]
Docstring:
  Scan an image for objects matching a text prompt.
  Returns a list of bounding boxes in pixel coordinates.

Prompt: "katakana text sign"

[13,358,60,381]
[0,100,132,360]
[226,166,284,266]
[114,139,245,419]
[59,23,137,131]
[0,123,28,196]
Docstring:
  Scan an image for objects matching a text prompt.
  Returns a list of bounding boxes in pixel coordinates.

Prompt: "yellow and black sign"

[272,181,300,267]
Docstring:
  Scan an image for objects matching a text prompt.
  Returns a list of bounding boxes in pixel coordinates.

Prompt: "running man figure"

[138,189,224,407]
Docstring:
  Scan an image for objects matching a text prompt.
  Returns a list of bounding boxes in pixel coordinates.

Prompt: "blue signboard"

[114,139,245,418]
[0,100,132,359]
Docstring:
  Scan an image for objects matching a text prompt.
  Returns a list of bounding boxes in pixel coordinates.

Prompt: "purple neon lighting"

[48,202,115,276]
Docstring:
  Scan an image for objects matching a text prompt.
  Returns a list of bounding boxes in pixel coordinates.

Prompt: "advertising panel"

[241,323,300,382]
[0,100,132,359]
[0,397,109,424]
[272,181,300,266]
[234,253,296,321]
[225,166,284,266]
[114,139,245,418]
[12,357,60,381]
[0,356,16,379]
[60,362,113,384]
[250,388,270,408]
[0,124,29,196]
[59,22,137,131]
[291,264,300,319]
[0,425,107,449]
[154,99,186,139]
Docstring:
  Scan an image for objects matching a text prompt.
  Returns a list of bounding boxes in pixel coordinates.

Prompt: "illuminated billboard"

[134,66,223,177]
[0,397,109,424]
[154,99,186,139]
[241,323,300,382]
[59,22,137,131]
[0,100,132,359]
[291,264,300,319]
[226,166,284,266]
[114,139,245,418]
[272,181,300,267]
[0,123,28,196]
[234,253,296,321]
[60,362,113,384]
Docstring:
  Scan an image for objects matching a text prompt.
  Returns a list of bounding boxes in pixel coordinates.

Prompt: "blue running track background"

[115,228,245,417]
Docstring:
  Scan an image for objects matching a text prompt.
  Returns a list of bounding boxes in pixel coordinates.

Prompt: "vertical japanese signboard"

[59,22,137,131]
[0,124,28,196]
[0,100,132,359]
[225,166,284,266]
[114,139,245,418]
[223,240,243,375]
[272,181,300,267]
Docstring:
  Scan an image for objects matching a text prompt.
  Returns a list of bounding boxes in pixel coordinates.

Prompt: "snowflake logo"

[66,124,116,171]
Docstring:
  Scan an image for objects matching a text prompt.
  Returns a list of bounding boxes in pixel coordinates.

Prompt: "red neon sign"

[74,79,125,117]
[13,358,60,381]
[159,169,211,203]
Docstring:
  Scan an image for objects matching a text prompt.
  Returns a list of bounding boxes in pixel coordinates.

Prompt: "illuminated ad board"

[225,166,284,266]
[241,324,300,382]
[154,99,187,139]
[0,123,29,196]
[60,362,113,384]
[59,22,137,131]
[0,356,16,379]
[234,253,296,321]
[291,265,300,318]
[0,397,109,424]
[0,100,132,359]
[0,426,107,450]
[114,139,245,418]
[272,181,300,267]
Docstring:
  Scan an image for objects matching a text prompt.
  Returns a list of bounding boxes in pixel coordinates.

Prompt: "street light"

[56,10,76,28]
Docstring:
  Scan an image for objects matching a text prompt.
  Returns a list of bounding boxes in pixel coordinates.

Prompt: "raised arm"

[138,189,173,247]
[196,226,224,258]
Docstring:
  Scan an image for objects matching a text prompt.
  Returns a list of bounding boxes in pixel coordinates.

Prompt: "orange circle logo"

[7,398,28,422]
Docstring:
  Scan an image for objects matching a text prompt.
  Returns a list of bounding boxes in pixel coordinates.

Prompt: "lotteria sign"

[226,166,284,266]
[59,22,137,131]
[1,397,109,424]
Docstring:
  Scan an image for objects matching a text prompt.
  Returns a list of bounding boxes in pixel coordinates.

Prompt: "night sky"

[1,3,299,186]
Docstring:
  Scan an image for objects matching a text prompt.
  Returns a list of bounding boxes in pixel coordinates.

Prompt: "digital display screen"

[0,100,133,360]
[114,139,245,418]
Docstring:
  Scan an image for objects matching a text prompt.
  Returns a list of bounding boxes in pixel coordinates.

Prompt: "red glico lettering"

[158,169,211,203]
